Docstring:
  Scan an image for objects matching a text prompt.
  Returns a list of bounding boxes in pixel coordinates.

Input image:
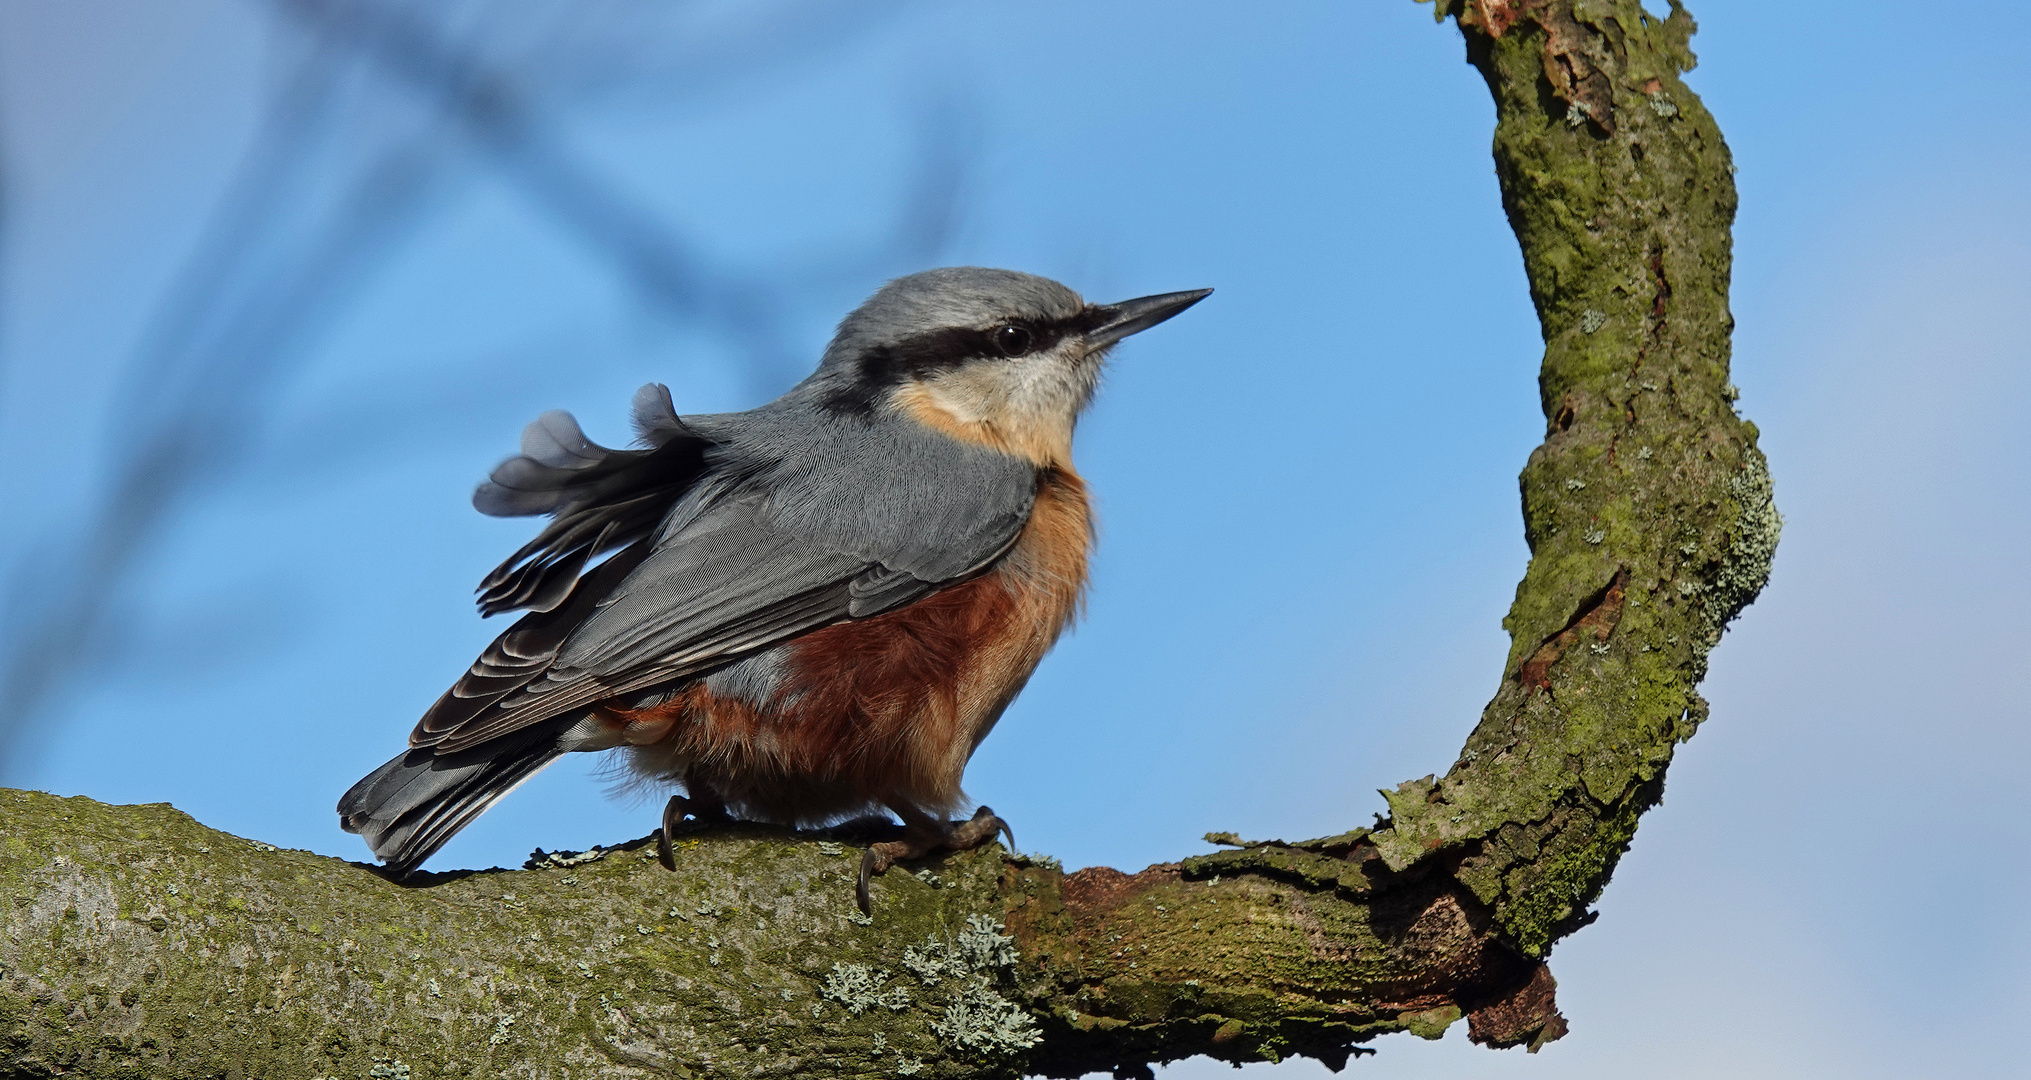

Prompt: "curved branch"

[0,3,1773,1077]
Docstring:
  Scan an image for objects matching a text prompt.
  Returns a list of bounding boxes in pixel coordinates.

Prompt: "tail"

[338,730,565,874]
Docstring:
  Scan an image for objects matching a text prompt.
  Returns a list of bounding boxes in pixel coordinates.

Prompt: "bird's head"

[811,267,1210,467]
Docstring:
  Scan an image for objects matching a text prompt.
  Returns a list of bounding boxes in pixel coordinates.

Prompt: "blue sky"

[1,2,2024,1076]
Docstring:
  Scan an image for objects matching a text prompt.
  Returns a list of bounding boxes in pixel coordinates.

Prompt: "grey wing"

[471,385,712,617]
[413,455,1035,756]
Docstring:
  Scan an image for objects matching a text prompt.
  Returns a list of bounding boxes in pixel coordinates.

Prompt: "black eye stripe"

[819,308,1106,416]
[874,316,1084,374]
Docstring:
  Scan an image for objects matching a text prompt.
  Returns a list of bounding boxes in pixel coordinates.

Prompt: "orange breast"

[610,468,1092,823]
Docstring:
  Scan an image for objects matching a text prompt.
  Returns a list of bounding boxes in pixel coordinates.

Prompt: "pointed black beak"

[1083,288,1213,351]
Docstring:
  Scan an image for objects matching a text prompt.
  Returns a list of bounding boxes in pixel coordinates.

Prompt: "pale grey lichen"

[903,916,1018,986]
[1696,455,1782,652]
[821,962,912,1014]
[1648,92,1680,117]
[897,915,1039,1061]
[902,936,961,985]
[1580,308,1608,334]
[488,1013,516,1046]
[932,979,1043,1058]
[367,1058,412,1079]
[956,915,1019,971]
[524,845,609,870]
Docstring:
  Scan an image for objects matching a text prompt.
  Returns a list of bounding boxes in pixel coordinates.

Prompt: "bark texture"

[0,3,1773,1077]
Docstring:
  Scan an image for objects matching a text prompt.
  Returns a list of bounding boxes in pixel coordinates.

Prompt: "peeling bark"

[0,3,1771,1077]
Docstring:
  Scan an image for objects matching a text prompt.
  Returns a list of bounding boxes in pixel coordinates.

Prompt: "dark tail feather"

[338,732,565,874]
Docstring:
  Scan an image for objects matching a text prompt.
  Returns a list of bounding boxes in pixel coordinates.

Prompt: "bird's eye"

[992,325,1033,358]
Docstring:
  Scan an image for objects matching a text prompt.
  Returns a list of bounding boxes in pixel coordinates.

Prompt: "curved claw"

[657,795,686,872]
[972,805,1016,854]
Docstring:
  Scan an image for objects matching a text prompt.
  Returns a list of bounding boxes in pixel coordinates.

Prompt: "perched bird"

[338,268,1209,908]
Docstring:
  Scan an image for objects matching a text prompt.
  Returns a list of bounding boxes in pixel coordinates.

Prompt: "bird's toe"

[856,842,907,914]
[946,805,1014,854]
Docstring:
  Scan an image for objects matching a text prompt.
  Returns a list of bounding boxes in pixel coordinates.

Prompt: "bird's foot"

[656,794,732,871]
[854,806,1015,914]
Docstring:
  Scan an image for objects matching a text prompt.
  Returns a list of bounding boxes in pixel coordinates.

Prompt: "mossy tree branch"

[0,3,1773,1077]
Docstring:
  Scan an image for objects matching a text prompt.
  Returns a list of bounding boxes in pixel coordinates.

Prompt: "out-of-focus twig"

[0,0,971,767]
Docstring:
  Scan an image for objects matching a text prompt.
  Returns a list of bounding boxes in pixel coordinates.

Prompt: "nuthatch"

[338,268,1210,909]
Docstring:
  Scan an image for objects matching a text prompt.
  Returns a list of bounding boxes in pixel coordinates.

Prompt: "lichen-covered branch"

[0,3,1772,1077]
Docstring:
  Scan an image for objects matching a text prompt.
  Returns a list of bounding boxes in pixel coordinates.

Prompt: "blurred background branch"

[0,0,972,768]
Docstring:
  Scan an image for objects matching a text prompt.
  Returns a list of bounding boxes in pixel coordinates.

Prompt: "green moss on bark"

[0,790,1036,1079]
[1378,0,1774,957]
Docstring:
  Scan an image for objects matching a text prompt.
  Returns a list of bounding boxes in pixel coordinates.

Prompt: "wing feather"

[472,393,712,617]
[421,500,875,753]
[412,401,1041,756]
